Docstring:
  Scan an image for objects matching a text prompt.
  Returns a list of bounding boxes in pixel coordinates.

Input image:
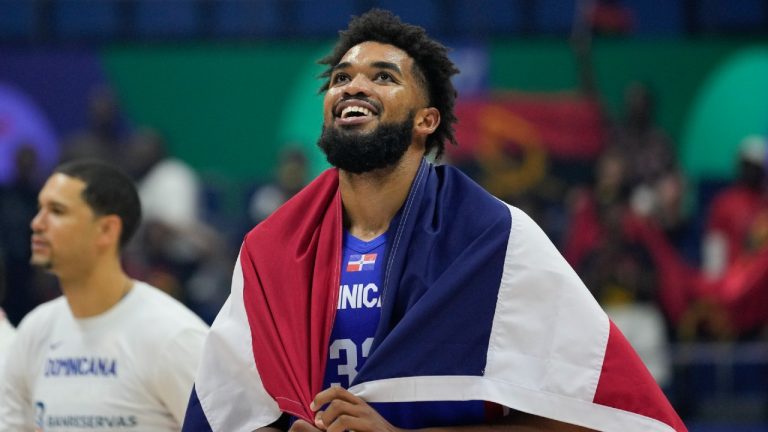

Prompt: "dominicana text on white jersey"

[0,281,208,432]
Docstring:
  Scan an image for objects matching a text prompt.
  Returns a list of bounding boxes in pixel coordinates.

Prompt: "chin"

[337,123,377,135]
[30,256,53,270]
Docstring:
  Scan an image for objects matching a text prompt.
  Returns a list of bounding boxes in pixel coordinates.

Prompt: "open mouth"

[341,105,374,119]
[334,99,380,123]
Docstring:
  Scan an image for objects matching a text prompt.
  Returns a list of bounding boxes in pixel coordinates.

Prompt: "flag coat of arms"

[183,160,686,432]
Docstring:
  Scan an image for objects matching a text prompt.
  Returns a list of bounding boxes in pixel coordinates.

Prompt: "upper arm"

[151,326,208,424]
[0,334,34,431]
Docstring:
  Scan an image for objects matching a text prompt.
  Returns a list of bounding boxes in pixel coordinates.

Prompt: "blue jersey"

[324,230,505,429]
[323,231,386,388]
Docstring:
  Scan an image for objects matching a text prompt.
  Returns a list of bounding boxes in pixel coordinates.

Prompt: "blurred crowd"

[457,80,768,394]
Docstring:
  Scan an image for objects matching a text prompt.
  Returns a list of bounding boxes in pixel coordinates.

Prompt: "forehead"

[39,173,88,206]
[338,41,415,71]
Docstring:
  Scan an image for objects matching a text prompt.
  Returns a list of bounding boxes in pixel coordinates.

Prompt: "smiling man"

[0,160,208,432]
[183,9,686,432]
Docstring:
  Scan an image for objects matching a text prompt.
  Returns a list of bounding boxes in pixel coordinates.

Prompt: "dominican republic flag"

[347,253,377,272]
[182,159,686,432]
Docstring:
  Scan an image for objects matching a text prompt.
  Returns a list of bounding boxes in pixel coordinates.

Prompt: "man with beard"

[183,9,686,432]
[0,160,208,431]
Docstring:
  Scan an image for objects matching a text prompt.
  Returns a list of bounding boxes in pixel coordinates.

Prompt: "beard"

[317,112,414,174]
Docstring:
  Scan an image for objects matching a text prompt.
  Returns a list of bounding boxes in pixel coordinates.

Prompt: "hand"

[310,387,402,432]
[287,419,323,432]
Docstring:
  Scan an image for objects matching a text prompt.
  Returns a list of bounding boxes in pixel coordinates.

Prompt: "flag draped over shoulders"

[183,160,686,432]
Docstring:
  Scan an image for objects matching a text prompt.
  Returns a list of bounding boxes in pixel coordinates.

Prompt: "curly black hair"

[318,9,459,159]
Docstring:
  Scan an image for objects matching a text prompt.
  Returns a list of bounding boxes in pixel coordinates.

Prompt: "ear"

[414,107,440,137]
[95,214,123,251]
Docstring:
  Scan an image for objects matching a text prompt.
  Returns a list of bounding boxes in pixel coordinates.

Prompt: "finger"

[325,413,370,432]
[311,386,362,411]
[288,419,322,432]
[316,398,361,429]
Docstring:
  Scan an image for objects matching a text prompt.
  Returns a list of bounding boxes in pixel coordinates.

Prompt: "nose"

[343,73,373,98]
[30,209,45,232]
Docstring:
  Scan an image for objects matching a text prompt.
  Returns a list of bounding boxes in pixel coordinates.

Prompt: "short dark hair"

[54,160,141,248]
[319,9,459,159]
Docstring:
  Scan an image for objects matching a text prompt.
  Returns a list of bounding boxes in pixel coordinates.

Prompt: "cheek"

[323,92,339,122]
[384,90,413,114]
[47,229,69,252]
[51,221,85,248]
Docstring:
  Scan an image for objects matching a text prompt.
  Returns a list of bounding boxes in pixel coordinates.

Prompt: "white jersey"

[0,281,209,432]
[0,308,17,369]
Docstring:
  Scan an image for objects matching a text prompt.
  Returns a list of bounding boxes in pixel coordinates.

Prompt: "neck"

[339,148,423,241]
[58,257,132,319]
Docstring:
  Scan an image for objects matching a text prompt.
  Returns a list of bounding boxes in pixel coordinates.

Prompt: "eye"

[331,73,350,85]
[375,71,394,82]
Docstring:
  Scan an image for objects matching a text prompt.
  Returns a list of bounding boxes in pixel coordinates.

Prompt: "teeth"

[341,106,372,118]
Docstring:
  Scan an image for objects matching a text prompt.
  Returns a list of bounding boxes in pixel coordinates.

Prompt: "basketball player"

[183,9,685,432]
[0,160,208,431]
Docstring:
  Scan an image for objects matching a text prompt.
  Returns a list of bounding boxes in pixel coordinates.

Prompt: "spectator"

[678,135,768,341]
[124,128,207,294]
[61,85,128,165]
[123,127,229,321]
[564,149,630,267]
[247,147,309,225]
[610,81,677,190]
[702,135,768,279]
[564,151,672,386]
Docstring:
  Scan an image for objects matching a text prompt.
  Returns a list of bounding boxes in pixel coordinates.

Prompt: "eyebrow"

[371,61,402,75]
[332,61,403,76]
[38,199,68,210]
[332,62,351,72]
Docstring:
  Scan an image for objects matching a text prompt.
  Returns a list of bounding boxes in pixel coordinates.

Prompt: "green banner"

[680,47,768,181]
[102,39,760,184]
